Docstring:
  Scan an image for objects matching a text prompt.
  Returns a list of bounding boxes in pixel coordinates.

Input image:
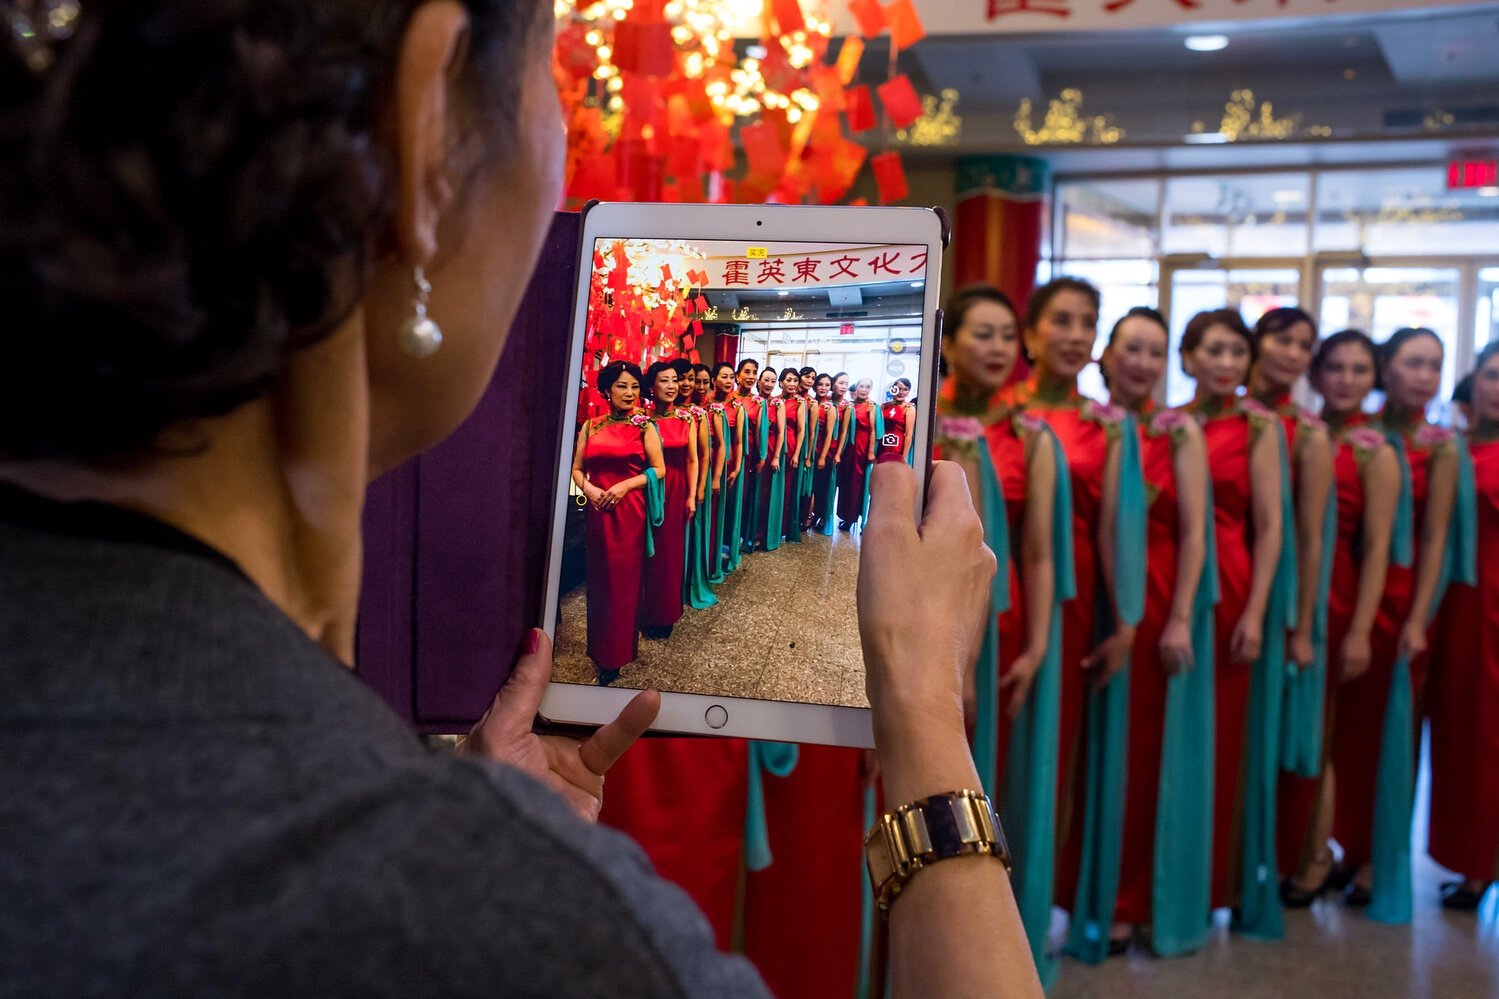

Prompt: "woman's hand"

[1287,626,1316,671]
[457,630,660,822]
[1397,618,1427,661]
[1340,629,1372,681]
[686,496,696,517]
[818,457,827,469]
[711,477,721,493]
[1158,616,1194,676]
[582,483,606,509]
[1230,614,1263,664]
[998,650,1040,718]
[1081,624,1135,689]
[697,486,707,503]
[771,457,780,471]
[597,483,629,511]
[859,462,995,759]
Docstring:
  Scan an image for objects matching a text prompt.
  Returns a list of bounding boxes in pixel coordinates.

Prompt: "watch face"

[864,829,897,888]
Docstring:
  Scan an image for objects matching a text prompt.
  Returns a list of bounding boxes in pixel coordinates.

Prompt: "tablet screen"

[553,236,932,709]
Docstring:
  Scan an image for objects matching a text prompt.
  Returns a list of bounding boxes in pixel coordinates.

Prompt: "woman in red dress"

[638,361,698,641]
[1099,307,1211,953]
[934,285,1060,977]
[1249,309,1335,746]
[837,378,877,530]
[1001,277,1144,950]
[709,362,745,579]
[754,367,787,551]
[1278,331,1398,904]
[569,360,666,684]
[778,367,807,544]
[875,378,916,464]
[1428,341,1499,909]
[1178,309,1284,918]
[1333,327,1459,906]
[735,359,762,554]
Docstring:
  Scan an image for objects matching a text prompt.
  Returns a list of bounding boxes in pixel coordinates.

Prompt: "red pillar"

[953,156,1049,372]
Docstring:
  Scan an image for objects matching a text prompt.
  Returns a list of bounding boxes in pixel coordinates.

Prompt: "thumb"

[488,629,552,729]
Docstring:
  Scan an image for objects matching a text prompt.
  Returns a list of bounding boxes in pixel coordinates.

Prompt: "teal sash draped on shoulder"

[725,405,748,573]
[1280,464,1338,778]
[1001,425,1075,989]
[972,440,1013,799]
[743,741,799,872]
[820,409,841,537]
[642,466,665,558]
[1368,434,1477,924]
[1233,421,1297,940]
[684,431,718,609]
[1065,413,1146,964]
[1151,470,1219,956]
[708,408,733,584]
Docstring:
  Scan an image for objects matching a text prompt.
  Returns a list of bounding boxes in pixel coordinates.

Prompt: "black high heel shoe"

[1440,881,1492,910]
[1280,871,1333,909]
[1343,882,1372,907]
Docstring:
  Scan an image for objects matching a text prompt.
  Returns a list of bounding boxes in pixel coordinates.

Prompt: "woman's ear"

[1022,326,1042,367]
[392,1,471,268]
[1181,351,1197,379]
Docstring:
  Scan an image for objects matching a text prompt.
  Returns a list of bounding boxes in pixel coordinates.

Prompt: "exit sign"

[839,323,854,336]
[1447,158,1498,190]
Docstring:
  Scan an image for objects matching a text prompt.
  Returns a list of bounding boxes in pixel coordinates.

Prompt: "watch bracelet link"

[863,788,1011,914]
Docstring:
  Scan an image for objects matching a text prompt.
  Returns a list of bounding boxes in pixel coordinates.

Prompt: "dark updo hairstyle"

[798,365,817,380]
[0,1,548,460]
[596,360,643,400]
[1453,373,1474,407]
[1470,340,1499,381]
[1375,327,1442,392]
[643,360,678,405]
[1251,306,1318,350]
[1100,306,1169,390]
[669,357,694,379]
[1308,329,1377,393]
[814,373,832,390]
[1180,308,1253,378]
[1022,277,1100,364]
[691,362,712,380]
[736,357,759,375]
[779,366,801,383]
[711,361,734,380]
[941,284,1018,376]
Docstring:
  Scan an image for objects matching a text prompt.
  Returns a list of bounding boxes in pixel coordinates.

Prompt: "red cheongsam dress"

[581,416,652,671]
[639,409,694,630]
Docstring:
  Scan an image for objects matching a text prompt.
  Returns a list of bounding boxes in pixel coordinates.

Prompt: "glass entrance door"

[1316,265,1463,411]
[1160,260,1303,405]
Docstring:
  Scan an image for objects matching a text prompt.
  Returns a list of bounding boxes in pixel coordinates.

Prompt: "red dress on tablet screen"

[838,396,875,524]
[639,409,693,631]
[875,399,908,465]
[581,417,650,670]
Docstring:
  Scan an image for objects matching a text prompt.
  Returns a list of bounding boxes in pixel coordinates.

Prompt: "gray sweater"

[0,488,769,997]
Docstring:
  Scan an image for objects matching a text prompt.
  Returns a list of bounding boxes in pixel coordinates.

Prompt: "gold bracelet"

[863,789,1011,915]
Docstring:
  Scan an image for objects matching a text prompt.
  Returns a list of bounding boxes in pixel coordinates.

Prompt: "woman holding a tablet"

[1279,331,1398,907]
[1100,307,1213,956]
[1,1,1038,995]
[1178,310,1285,930]
[570,362,667,682]
[639,362,698,640]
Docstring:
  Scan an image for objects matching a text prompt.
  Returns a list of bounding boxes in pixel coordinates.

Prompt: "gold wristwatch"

[863,789,1011,914]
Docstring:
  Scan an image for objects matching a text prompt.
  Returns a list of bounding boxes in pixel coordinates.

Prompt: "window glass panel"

[1315,167,1499,256]
[1162,173,1309,257]
[1058,179,1160,260]
[1054,259,1159,401]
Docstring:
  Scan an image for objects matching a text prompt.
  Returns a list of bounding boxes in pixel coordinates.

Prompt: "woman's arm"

[643,425,666,483]
[710,415,726,492]
[771,404,785,469]
[1235,422,1284,663]
[1002,431,1056,717]
[685,423,699,516]
[1344,445,1398,679]
[902,404,916,462]
[836,404,853,462]
[1401,445,1457,658]
[1083,433,1135,682]
[570,422,591,493]
[1163,421,1209,673]
[697,417,711,499]
[819,407,835,465]
[732,407,745,480]
[1289,427,1333,668]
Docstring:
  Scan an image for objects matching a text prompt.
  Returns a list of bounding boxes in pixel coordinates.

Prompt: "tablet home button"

[704,705,729,729]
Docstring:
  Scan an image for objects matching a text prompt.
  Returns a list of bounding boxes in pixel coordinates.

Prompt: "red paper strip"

[845,85,876,132]
[848,0,886,37]
[810,63,846,113]
[871,151,908,204]
[568,149,618,201]
[612,20,674,77]
[885,0,926,51]
[739,120,786,187]
[877,74,922,129]
[835,35,865,86]
[772,0,806,34]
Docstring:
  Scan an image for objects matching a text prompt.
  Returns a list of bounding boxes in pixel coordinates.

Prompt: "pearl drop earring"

[398,266,443,358]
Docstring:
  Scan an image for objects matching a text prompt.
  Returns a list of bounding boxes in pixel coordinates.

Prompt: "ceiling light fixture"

[1479,186,1499,197]
[910,281,923,288]
[1184,131,1230,144]
[1185,34,1229,52]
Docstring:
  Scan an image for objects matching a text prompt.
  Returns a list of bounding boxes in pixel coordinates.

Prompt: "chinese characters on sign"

[717,249,928,289]
[985,0,1336,21]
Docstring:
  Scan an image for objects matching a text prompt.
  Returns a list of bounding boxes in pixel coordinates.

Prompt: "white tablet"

[539,201,945,748]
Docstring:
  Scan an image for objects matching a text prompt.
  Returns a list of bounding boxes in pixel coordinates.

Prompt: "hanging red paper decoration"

[876,74,922,130]
[884,0,927,51]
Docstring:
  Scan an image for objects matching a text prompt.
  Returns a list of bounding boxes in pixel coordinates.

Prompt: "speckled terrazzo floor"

[552,527,867,707]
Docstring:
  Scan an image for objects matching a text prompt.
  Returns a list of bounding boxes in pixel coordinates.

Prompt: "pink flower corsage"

[1415,423,1454,447]
[1017,412,1047,434]
[1151,408,1191,434]
[629,413,650,429]
[1345,426,1387,452]
[1240,396,1273,418]
[1298,410,1327,434]
[673,408,694,422]
[710,401,726,414]
[1083,399,1125,424]
[690,405,707,418]
[936,416,983,442]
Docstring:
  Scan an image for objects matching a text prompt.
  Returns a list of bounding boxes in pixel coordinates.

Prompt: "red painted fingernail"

[523,629,541,656]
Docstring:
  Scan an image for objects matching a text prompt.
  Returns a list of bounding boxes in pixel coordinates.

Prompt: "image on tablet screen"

[555,237,930,708]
